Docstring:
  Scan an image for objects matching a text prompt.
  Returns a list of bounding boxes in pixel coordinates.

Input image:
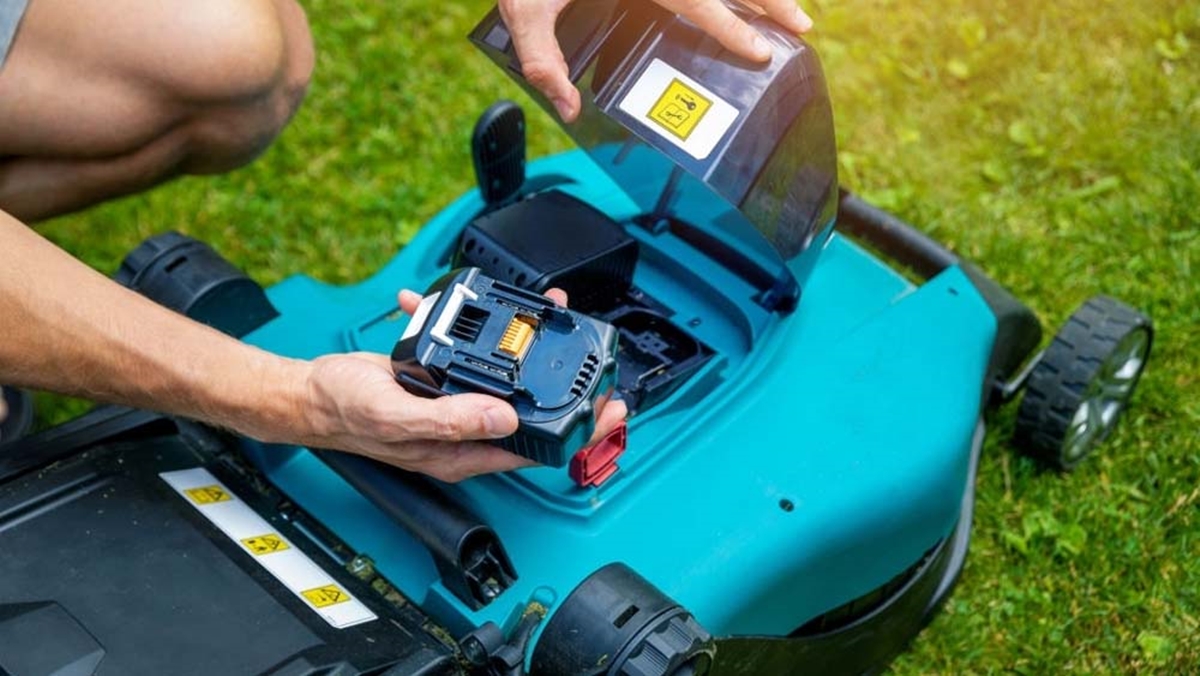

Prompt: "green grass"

[36,0,1199,671]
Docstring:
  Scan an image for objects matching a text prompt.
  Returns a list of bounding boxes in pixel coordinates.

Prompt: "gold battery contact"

[498,315,538,359]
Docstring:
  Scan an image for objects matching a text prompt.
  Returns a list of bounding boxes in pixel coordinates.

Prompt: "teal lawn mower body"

[241,148,989,642]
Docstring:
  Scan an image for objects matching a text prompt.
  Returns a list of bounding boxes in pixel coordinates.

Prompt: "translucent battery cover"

[470,0,838,312]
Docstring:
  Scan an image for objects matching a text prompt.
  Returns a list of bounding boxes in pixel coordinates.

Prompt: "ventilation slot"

[450,305,490,343]
[571,354,600,398]
[501,433,556,466]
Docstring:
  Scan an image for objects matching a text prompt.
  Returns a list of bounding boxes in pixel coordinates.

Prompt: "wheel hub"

[1062,328,1151,462]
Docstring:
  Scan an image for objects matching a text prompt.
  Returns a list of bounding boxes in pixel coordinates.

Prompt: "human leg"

[0,0,314,222]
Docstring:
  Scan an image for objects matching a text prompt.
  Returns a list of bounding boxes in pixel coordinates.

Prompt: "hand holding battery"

[299,350,533,483]
[498,0,813,121]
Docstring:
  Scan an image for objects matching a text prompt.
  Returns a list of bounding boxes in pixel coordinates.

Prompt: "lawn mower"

[0,2,1153,675]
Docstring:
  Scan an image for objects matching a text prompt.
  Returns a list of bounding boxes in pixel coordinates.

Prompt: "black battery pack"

[392,268,619,467]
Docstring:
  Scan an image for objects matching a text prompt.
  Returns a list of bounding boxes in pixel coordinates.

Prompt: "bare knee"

[164,0,315,173]
[0,0,314,220]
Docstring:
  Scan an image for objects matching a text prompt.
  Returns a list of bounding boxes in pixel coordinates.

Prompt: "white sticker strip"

[617,58,740,160]
[161,468,377,630]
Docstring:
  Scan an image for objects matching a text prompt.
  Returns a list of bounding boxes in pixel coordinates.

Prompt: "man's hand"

[287,288,627,483]
[499,0,814,121]
[295,351,530,482]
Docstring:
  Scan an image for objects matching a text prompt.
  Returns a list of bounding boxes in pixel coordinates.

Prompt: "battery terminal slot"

[498,315,538,359]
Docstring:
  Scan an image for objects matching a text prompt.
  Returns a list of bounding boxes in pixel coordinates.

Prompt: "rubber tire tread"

[1013,295,1152,470]
[0,388,35,447]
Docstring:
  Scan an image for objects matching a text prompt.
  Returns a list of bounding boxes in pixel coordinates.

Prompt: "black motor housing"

[532,563,715,676]
[457,190,639,314]
[114,231,278,338]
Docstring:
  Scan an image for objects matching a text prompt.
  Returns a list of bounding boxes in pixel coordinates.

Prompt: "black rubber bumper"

[710,420,984,676]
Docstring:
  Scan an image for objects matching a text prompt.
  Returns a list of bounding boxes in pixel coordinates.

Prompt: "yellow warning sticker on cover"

[241,533,291,556]
[302,584,350,608]
[618,59,740,160]
[184,485,231,505]
[647,78,712,141]
[160,468,377,630]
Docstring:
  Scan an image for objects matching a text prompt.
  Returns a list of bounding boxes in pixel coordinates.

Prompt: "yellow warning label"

[647,78,712,141]
[302,584,351,608]
[184,485,231,505]
[240,533,291,556]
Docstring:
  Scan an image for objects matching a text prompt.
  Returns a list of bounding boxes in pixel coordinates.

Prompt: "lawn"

[36,0,1199,672]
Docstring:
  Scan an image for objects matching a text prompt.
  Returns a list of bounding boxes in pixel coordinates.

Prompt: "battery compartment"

[458,190,713,415]
[599,305,713,414]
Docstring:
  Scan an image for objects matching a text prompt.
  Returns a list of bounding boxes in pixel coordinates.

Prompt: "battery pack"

[392,268,619,467]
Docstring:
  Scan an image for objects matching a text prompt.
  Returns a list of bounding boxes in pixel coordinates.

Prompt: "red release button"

[569,422,627,488]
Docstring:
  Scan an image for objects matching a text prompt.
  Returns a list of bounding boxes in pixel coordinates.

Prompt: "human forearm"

[0,213,623,482]
[0,211,310,440]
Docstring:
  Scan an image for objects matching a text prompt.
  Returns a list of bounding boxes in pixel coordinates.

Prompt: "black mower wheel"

[0,387,35,447]
[1014,295,1152,470]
